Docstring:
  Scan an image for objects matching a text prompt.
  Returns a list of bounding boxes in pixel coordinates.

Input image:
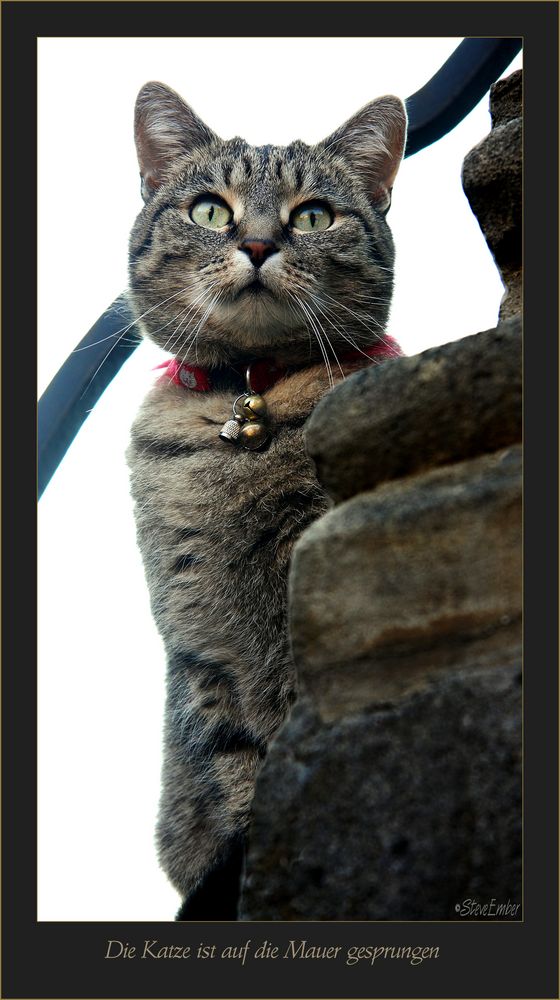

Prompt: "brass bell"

[238,421,269,451]
[235,393,268,421]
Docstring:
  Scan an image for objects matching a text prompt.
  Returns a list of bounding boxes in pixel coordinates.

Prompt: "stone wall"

[240,71,522,921]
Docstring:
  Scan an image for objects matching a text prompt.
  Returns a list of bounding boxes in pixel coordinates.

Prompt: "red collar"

[155,335,402,393]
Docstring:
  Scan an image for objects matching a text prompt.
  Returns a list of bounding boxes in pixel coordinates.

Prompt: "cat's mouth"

[212,275,298,337]
[235,278,271,299]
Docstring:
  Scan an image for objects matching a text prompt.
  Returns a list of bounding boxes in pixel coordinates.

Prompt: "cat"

[126,81,406,919]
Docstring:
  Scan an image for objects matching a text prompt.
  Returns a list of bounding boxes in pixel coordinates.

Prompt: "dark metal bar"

[405,37,522,156]
[38,294,137,497]
[38,37,521,498]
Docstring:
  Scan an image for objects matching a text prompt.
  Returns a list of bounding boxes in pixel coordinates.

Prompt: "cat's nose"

[239,239,279,268]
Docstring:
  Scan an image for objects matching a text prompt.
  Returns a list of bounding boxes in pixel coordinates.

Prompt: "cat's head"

[129,82,406,368]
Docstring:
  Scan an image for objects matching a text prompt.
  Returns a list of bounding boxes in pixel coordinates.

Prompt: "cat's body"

[126,83,406,916]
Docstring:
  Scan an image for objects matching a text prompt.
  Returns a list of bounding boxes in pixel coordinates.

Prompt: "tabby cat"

[126,82,406,919]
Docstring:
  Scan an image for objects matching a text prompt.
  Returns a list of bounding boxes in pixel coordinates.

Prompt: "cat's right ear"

[134,82,218,202]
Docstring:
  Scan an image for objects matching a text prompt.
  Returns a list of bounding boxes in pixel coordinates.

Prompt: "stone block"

[242,441,522,919]
[289,445,521,718]
[490,68,522,128]
[241,666,521,921]
[304,318,521,504]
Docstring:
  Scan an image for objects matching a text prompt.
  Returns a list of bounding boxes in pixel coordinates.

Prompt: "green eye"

[290,202,333,233]
[190,197,233,229]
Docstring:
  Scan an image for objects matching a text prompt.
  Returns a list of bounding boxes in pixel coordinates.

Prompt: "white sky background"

[38,37,522,921]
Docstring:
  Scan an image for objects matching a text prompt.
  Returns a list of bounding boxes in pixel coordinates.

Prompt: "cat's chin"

[176,301,313,367]
[211,294,300,340]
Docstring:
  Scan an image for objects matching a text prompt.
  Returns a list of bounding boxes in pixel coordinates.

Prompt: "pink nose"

[239,239,278,268]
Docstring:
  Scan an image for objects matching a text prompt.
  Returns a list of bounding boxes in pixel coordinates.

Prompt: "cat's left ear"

[320,96,407,213]
[134,82,219,202]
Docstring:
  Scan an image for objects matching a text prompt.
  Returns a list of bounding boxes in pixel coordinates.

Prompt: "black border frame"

[3,3,559,999]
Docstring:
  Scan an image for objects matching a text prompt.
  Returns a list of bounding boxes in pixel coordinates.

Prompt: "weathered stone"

[497,262,522,321]
[462,70,522,321]
[241,666,521,921]
[305,318,521,504]
[490,68,522,128]
[243,445,522,919]
[289,446,521,719]
[462,121,521,267]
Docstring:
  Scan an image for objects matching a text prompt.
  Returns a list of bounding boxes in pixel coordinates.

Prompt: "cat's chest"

[127,378,325,537]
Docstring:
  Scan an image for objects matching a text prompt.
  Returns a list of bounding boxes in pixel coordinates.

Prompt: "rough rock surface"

[240,666,521,921]
[490,69,522,128]
[462,70,522,321]
[289,446,521,718]
[305,317,521,504]
[241,440,522,919]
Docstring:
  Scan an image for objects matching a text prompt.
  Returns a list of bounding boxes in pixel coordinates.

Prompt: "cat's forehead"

[185,137,333,208]
[218,139,317,199]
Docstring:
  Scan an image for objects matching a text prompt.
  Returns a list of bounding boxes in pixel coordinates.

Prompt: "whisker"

[72,331,142,352]
[303,290,378,362]
[79,282,207,394]
[287,277,396,368]
[314,287,398,355]
[286,296,313,359]
[322,291,386,335]
[79,327,140,399]
[177,289,223,365]
[287,291,334,389]
[162,284,217,357]
[298,295,343,382]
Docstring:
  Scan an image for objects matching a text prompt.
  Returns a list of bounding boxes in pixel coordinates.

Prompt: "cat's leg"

[128,433,321,915]
[175,835,245,920]
[156,646,278,917]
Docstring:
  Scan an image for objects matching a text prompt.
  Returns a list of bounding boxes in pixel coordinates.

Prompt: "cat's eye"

[190,196,233,230]
[290,202,333,233]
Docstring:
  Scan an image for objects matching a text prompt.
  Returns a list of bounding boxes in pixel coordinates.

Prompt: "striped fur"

[126,83,406,909]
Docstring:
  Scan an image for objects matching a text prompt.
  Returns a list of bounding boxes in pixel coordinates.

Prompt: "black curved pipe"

[38,295,138,497]
[38,36,521,498]
[405,37,521,156]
